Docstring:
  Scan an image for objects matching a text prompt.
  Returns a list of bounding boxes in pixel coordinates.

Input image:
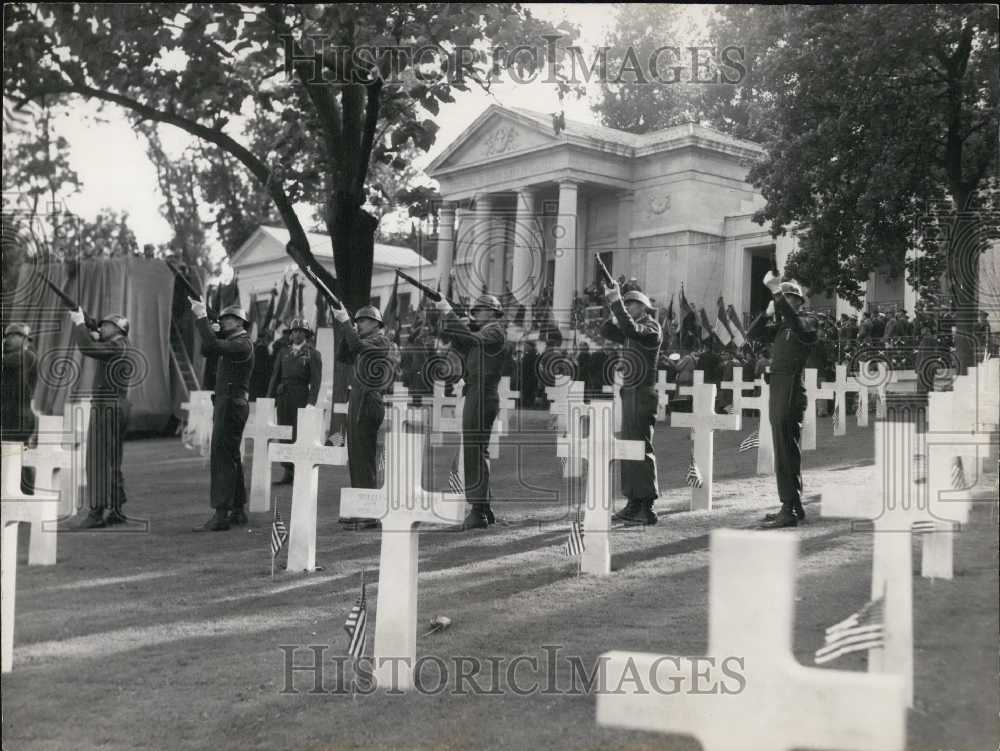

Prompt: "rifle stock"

[594,254,614,287]
[34,272,99,330]
[397,269,456,307]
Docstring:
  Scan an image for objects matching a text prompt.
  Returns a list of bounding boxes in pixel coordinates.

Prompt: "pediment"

[428,107,560,174]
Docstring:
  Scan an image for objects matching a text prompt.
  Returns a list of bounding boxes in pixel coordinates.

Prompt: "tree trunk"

[947,204,981,374]
[328,191,378,312]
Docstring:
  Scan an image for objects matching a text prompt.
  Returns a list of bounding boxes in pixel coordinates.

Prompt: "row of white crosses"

[671,380,741,511]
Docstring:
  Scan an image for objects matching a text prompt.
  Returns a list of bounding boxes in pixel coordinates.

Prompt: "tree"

[4,3,577,310]
[740,4,998,368]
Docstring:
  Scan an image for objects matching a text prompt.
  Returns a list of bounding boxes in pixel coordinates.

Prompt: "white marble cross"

[719,367,752,417]
[938,367,999,502]
[268,407,348,572]
[339,403,466,691]
[739,378,774,475]
[802,368,834,450]
[676,369,705,396]
[384,381,412,406]
[670,383,741,510]
[596,529,906,751]
[429,379,464,442]
[820,363,863,437]
[857,361,897,421]
[545,376,586,433]
[498,375,519,415]
[2,443,60,673]
[600,368,625,432]
[555,401,644,575]
[63,399,92,492]
[23,414,79,522]
[242,398,293,513]
[653,370,676,423]
[818,416,958,706]
[180,390,214,456]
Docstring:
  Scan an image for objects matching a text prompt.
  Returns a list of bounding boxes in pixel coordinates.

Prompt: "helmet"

[99,314,130,336]
[219,305,249,324]
[354,305,384,326]
[289,318,312,333]
[623,290,654,310]
[471,294,503,316]
[4,322,30,338]
[779,281,805,300]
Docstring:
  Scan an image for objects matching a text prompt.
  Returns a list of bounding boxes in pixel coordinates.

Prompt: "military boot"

[197,509,230,531]
[613,498,644,524]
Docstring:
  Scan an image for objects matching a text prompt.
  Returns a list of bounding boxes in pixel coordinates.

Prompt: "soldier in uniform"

[268,319,323,485]
[332,304,392,527]
[68,309,134,528]
[600,284,663,525]
[435,294,507,530]
[746,273,818,528]
[189,300,254,531]
[2,323,39,493]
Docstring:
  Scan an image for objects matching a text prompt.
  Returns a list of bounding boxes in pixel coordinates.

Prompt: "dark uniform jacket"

[196,319,253,397]
[72,324,132,397]
[336,323,393,404]
[746,295,818,375]
[1,342,38,442]
[267,342,322,404]
[599,299,662,387]
[441,314,506,396]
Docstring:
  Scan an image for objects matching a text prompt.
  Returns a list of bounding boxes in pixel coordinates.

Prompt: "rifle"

[397,269,455,307]
[165,260,205,301]
[299,263,344,310]
[34,272,99,330]
[594,254,615,287]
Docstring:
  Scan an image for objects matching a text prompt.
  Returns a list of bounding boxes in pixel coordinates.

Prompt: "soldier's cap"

[288,317,312,333]
[219,305,249,324]
[778,281,805,300]
[354,305,384,326]
[623,290,654,310]
[4,322,30,338]
[99,314,131,336]
[471,294,503,316]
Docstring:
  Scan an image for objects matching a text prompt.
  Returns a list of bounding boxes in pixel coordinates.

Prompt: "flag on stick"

[814,596,885,664]
[3,96,38,135]
[738,430,760,453]
[714,296,733,346]
[832,401,841,433]
[563,520,585,557]
[270,505,288,577]
[685,454,704,488]
[950,456,966,489]
[448,450,464,494]
[726,305,747,348]
[699,308,715,343]
[344,571,368,659]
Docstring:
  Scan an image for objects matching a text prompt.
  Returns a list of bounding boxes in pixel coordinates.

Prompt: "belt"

[216,388,249,400]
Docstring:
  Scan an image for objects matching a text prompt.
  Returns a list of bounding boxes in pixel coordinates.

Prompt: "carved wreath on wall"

[648,193,671,215]
[483,125,518,156]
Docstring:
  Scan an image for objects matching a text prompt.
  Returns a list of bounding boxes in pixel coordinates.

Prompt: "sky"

[13,3,712,277]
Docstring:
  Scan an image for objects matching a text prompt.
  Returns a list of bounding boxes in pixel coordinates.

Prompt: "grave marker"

[803,368,834,450]
[670,383,740,510]
[242,398,293,513]
[821,364,864,437]
[653,370,676,423]
[739,378,774,475]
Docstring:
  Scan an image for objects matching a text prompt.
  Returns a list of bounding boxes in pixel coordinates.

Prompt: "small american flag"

[950,456,967,489]
[447,450,463,494]
[685,454,704,488]
[911,519,939,535]
[738,430,760,453]
[832,401,841,432]
[376,445,384,473]
[723,403,735,415]
[270,507,288,558]
[814,596,885,664]
[329,431,345,447]
[563,520,585,557]
[344,573,368,659]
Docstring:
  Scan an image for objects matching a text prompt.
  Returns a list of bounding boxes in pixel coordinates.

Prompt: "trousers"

[462,390,500,509]
[347,392,384,489]
[769,372,807,507]
[620,386,659,502]
[210,395,249,511]
[275,382,310,472]
[85,396,130,514]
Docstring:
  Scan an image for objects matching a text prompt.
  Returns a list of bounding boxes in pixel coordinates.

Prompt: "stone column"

[468,194,497,296]
[511,187,542,305]
[436,202,456,284]
[552,180,579,339]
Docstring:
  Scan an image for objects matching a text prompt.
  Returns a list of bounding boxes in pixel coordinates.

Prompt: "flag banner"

[714,296,733,345]
[328,431,345,448]
[726,305,747,348]
[685,454,704,488]
[699,308,715,342]
[950,456,967,490]
[273,278,290,327]
[738,430,760,453]
[270,507,288,558]
[344,572,368,659]
[448,450,463,494]
[3,96,38,134]
[814,596,885,664]
[911,520,941,535]
[563,520,585,557]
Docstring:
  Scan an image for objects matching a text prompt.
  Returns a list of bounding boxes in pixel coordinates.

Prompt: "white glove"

[210,322,221,333]
[68,307,85,326]
[332,306,350,323]
[435,298,452,313]
[766,300,775,316]
[763,271,781,293]
[604,280,621,303]
[189,297,208,319]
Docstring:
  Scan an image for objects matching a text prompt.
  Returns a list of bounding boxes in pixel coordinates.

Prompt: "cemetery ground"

[2,411,997,751]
